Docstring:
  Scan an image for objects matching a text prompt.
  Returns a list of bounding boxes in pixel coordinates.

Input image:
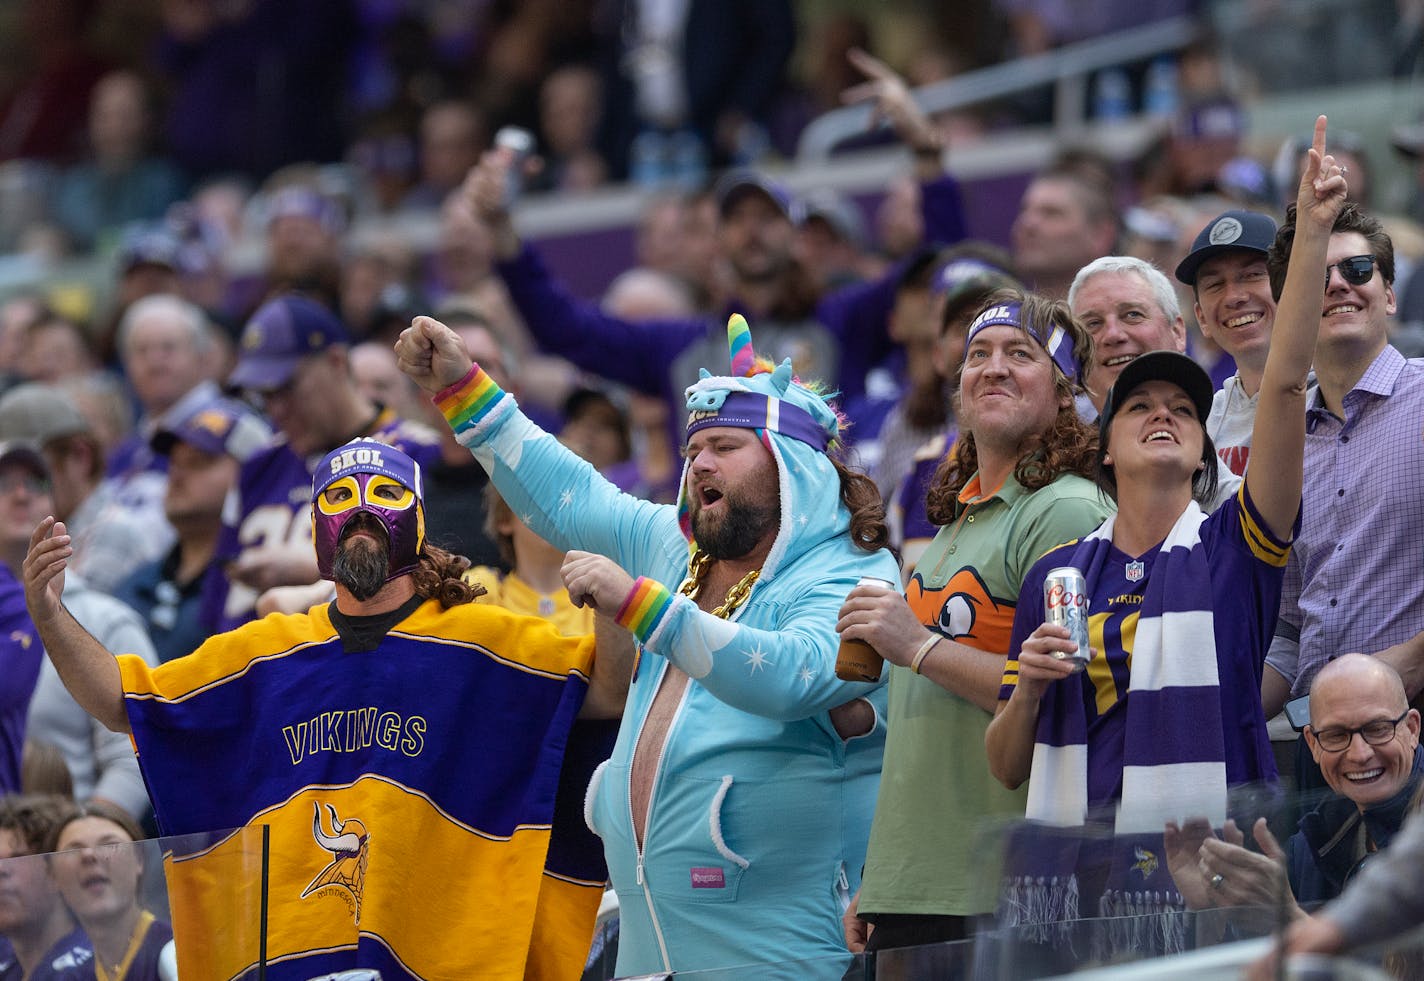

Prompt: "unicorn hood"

[678,314,852,581]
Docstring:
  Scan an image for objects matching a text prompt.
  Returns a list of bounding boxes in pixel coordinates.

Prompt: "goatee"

[332,535,390,600]
[692,500,778,560]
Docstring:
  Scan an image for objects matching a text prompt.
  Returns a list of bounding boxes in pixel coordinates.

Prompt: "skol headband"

[963,300,1081,384]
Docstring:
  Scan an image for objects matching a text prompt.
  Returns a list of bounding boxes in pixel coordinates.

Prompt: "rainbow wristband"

[615,577,674,645]
[433,363,506,433]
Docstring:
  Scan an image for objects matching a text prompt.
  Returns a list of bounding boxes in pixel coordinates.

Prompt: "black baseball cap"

[1098,351,1213,436]
[1174,210,1277,286]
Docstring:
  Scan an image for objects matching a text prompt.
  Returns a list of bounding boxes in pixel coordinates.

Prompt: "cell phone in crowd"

[1283,694,1311,732]
[494,126,535,205]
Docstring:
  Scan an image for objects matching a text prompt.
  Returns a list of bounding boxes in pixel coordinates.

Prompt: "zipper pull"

[636,856,644,886]
[837,864,850,893]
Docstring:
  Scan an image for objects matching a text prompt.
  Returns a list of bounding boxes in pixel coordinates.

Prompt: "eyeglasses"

[1325,254,1377,289]
[1310,710,1410,753]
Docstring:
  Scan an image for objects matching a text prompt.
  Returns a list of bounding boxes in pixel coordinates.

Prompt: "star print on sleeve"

[797,666,814,685]
[744,647,773,673]
[559,488,575,508]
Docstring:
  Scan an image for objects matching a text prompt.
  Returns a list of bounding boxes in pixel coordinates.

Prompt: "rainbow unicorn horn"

[727,313,755,377]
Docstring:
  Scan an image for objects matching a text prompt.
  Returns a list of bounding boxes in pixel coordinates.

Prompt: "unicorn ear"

[699,368,712,380]
[727,313,754,376]
[771,358,793,394]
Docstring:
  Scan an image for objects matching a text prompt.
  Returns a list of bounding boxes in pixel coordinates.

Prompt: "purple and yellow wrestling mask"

[312,439,425,583]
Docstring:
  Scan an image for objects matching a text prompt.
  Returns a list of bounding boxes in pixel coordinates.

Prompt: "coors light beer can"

[1043,566,1091,673]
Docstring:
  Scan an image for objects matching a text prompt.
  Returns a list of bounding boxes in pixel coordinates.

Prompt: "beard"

[691,494,778,560]
[331,518,391,601]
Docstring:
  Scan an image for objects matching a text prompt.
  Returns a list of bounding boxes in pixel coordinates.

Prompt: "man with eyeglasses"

[1259,203,1424,744]
[1167,654,1421,919]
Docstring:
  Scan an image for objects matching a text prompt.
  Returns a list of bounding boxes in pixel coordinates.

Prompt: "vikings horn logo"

[301,802,370,923]
[1132,845,1159,879]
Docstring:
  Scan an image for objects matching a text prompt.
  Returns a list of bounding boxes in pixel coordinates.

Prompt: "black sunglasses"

[1325,254,1377,289]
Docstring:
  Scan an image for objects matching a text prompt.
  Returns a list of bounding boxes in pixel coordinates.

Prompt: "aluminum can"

[494,126,535,204]
[834,576,898,682]
[1043,566,1091,672]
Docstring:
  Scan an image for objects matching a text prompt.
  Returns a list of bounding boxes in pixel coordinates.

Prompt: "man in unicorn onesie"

[397,312,902,977]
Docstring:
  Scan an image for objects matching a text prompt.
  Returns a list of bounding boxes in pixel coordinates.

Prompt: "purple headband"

[963,301,1081,384]
[685,390,830,451]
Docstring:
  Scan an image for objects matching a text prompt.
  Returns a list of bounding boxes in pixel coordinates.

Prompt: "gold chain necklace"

[678,549,760,619]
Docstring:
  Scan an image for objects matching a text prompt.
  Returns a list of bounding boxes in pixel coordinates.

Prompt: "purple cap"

[116,226,183,275]
[228,295,351,391]
[964,300,1081,384]
[714,170,794,220]
[151,397,272,463]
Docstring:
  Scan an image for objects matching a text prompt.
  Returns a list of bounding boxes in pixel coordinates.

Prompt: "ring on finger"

[1210,873,1225,889]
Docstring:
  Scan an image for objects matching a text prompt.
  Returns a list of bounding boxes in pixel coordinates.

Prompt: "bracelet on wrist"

[910,633,940,674]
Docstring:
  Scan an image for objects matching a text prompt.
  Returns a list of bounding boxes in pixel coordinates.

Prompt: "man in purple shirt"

[1262,203,1424,724]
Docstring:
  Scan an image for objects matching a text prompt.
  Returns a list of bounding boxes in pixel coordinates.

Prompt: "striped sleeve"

[433,364,512,436]
[1236,481,1294,568]
[614,577,675,646]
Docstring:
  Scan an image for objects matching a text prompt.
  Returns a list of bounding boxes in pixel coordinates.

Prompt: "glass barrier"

[0,823,267,981]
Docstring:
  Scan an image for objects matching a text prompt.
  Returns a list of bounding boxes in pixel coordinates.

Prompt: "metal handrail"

[795,15,1202,162]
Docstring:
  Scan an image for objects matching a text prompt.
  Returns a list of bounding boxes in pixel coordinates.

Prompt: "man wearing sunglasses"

[1259,203,1424,738]
[1167,654,1421,920]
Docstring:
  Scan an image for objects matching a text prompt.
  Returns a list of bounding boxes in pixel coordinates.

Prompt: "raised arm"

[1246,115,1347,538]
[21,518,129,733]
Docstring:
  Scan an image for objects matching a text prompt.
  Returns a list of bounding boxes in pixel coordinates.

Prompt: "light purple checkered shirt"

[1267,345,1424,698]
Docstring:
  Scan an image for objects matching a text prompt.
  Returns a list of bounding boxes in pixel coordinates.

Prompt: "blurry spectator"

[1068,255,1186,411]
[401,99,486,211]
[0,383,164,593]
[14,312,97,385]
[1137,94,1247,199]
[350,341,425,421]
[110,227,185,322]
[49,70,185,252]
[1011,161,1120,299]
[0,446,157,819]
[794,187,877,292]
[338,230,421,339]
[345,117,418,213]
[1273,128,1373,210]
[0,795,93,979]
[19,739,73,798]
[529,64,608,193]
[596,0,795,181]
[633,190,720,310]
[208,293,441,630]
[257,185,345,308]
[155,0,357,180]
[601,267,695,322]
[428,191,529,352]
[876,174,927,260]
[114,396,269,664]
[108,293,224,483]
[0,0,109,162]
[58,372,135,464]
[1393,119,1424,348]
[0,294,47,383]
[48,802,176,980]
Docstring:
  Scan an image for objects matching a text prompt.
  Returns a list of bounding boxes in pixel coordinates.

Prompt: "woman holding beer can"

[985,116,1348,938]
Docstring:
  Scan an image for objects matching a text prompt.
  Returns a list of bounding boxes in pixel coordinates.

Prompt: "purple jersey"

[1003,485,1290,806]
[203,410,441,632]
[0,566,42,795]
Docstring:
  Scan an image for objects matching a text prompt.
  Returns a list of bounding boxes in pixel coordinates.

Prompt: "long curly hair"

[924,290,1099,524]
[925,380,1099,524]
[833,456,890,552]
[411,544,484,608]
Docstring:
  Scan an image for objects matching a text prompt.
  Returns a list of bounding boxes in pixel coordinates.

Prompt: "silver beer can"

[1043,566,1091,673]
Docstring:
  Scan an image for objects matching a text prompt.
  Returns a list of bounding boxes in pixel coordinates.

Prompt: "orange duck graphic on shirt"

[905,566,1015,654]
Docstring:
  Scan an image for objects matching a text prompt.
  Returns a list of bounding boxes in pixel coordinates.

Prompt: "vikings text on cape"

[281,707,427,764]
